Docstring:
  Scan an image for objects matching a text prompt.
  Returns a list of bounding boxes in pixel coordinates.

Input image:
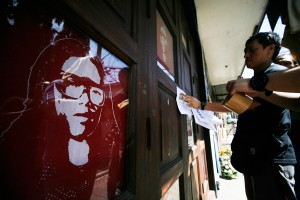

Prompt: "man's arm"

[226,79,253,95]
[255,91,300,112]
[265,67,300,92]
[205,102,231,112]
[180,94,230,112]
[226,82,300,111]
[227,67,300,94]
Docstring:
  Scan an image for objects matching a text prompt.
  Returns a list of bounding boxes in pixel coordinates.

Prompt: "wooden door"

[17,0,213,199]
[146,0,213,199]
[0,0,150,199]
[181,33,212,200]
[55,1,157,199]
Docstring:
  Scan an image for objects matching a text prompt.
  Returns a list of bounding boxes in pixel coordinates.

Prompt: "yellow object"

[118,99,129,109]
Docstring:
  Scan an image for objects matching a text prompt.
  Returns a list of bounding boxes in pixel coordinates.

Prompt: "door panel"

[60,0,138,62]
[198,141,210,199]
[159,87,181,166]
[182,54,192,94]
[179,2,211,200]
[155,0,211,199]
[191,158,201,200]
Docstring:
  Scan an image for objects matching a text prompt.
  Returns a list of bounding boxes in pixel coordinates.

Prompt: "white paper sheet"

[192,109,217,132]
[176,86,223,132]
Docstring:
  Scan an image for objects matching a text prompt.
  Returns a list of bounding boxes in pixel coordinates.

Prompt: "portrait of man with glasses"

[48,56,106,166]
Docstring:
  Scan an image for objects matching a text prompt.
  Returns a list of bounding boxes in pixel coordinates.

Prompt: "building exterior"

[0,0,278,199]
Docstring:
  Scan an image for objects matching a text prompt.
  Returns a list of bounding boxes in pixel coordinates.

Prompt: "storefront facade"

[0,1,217,199]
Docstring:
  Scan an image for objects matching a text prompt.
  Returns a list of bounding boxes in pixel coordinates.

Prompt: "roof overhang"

[194,0,270,101]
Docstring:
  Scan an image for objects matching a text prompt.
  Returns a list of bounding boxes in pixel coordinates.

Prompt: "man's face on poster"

[54,56,105,137]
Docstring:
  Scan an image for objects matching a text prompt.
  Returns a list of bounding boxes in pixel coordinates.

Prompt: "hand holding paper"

[176,87,223,132]
[176,87,192,115]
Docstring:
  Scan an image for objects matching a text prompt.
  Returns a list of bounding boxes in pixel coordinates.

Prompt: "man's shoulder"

[265,63,288,74]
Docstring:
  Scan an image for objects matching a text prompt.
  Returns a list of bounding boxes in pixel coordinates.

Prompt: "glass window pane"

[1,2,128,199]
[156,10,175,81]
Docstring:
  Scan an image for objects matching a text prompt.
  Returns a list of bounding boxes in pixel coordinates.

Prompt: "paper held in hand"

[222,92,253,114]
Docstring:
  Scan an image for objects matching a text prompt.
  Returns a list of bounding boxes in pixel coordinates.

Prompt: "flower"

[219,148,238,179]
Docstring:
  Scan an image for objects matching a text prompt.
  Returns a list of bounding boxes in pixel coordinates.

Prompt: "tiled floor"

[216,172,247,200]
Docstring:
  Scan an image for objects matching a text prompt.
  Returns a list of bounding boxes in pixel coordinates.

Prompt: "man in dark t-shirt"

[230,32,297,200]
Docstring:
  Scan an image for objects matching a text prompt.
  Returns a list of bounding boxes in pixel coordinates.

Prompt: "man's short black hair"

[246,32,281,61]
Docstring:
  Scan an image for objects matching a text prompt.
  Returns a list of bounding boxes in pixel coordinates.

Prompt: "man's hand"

[179,93,201,109]
[226,78,256,95]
